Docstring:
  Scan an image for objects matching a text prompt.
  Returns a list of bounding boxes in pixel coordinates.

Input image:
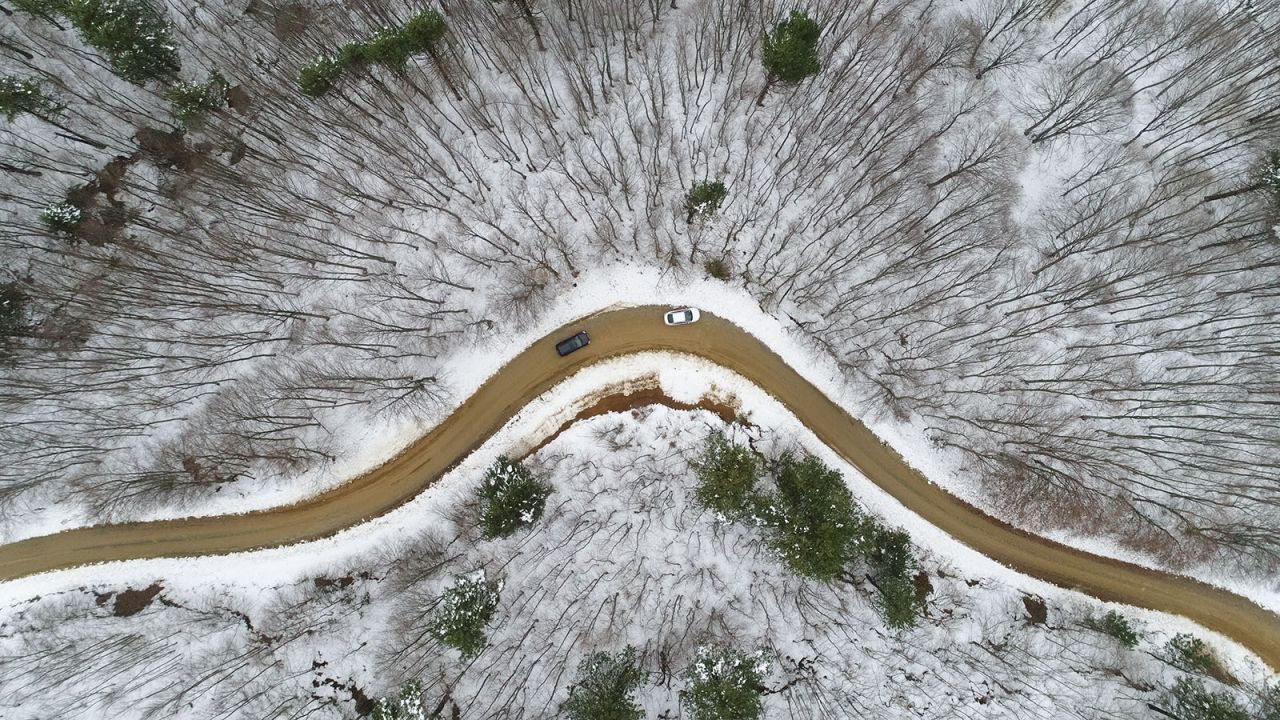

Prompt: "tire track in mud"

[0,307,1276,671]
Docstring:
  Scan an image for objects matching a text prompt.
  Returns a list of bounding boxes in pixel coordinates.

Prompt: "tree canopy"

[63,0,181,85]
[681,645,766,720]
[762,10,821,85]
[564,646,646,720]
[0,76,64,121]
[477,456,552,538]
[767,451,862,581]
[692,431,761,520]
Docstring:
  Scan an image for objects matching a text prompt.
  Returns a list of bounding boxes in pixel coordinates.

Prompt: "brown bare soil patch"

[913,570,933,608]
[135,128,209,172]
[1022,594,1047,625]
[1,308,1276,670]
[522,381,739,458]
[113,583,163,617]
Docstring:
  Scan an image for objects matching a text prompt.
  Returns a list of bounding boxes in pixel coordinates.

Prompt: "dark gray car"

[555,330,590,356]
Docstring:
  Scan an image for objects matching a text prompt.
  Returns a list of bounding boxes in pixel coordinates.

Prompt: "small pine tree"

[685,180,728,223]
[342,9,448,68]
[692,432,762,520]
[167,72,229,125]
[399,9,448,56]
[1166,633,1216,674]
[0,282,25,338]
[856,519,921,628]
[864,523,915,579]
[11,0,69,23]
[876,573,919,630]
[299,56,345,98]
[1166,677,1249,720]
[477,456,552,538]
[336,40,370,67]
[564,646,646,720]
[39,201,81,236]
[301,10,449,99]
[0,76,65,121]
[427,571,501,657]
[757,10,821,105]
[681,644,767,720]
[372,681,427,720]
[63,0,181,86]
[1096,610,1140,648]
[766,451,861,581]
[360,28,414,67]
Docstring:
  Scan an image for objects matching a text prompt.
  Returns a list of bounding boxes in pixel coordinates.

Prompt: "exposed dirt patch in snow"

[522,378,741,458]
[1022,595,1048,626]
[111,583,162,617]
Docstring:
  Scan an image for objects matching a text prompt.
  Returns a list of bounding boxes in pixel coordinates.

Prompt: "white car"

[664,308,701,326]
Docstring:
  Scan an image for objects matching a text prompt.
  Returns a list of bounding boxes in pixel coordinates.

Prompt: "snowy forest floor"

[2,375,1278,719]
[2,0,1279,598]
[3,0,1280,715]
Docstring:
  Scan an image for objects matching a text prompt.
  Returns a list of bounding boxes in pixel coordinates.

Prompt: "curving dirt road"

[0,307,1277,670]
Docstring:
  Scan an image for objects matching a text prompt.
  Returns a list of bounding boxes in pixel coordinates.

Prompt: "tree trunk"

[1203,182,1264,203]
[515,0,545,52]
[754,76,774,107]
[427,49,464,102]
[38,115,109,150]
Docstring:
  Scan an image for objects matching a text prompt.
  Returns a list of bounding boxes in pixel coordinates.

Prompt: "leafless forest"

[7,408,1264,719]
[1,0,1278,585]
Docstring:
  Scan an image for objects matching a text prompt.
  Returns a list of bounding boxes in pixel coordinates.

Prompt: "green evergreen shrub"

[685,180,728,223]
[0,76,65,120]
[372,681,426,720]
[477,456,552,538]
[166,72,229,125]
[876,573,919,630]
[427,572,501,657]
[11,0,70,24]
[299,56,345,97]
[857,519,921,628]
[767,451,861,581]
[399,9,448,55]
[681,644,766,720]
[564,646,646,720]
[63,0,181,85]
[1167,633,1216,674]
[301,10,449,98]
[1167,677,1249,720]
[757,10,821,104]
[39,201,81,236]
[1095,610,1140,648]
[692,432,762,520]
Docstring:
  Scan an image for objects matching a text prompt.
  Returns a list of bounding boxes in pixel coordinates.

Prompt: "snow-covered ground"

[8,269,1280,610]
[2,355,1276,718]
[6,266,1279,608]
[2,397,1275,719]
[4,0,1277,594]
[2,3,1279,706]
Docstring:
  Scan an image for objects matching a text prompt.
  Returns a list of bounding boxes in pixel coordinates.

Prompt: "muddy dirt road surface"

[1,307,1276,671]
